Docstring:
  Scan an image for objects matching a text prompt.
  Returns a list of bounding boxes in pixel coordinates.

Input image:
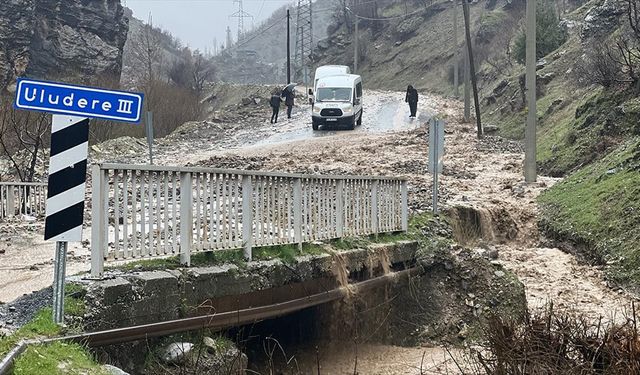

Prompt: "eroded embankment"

[446,202,635,322]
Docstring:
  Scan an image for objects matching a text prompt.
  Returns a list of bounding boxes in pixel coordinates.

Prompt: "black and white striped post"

[45,115,90,324]
[14,78,144,324]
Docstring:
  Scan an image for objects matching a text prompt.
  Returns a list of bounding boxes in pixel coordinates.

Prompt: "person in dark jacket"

[270,90,282,123]
[405,85,418,118]
[281,88,295,119]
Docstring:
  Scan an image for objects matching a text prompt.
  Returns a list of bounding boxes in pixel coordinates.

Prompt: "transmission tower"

[229,0,253,44]
[294,0,313,85]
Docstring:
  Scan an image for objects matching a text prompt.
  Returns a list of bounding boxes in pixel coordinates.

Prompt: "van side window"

[356,82,363,98]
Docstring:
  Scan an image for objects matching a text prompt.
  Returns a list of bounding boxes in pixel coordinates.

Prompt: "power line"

[226,14,287,51]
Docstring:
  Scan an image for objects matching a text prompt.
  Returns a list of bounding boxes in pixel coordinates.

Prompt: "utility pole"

[462,0,482,137]
[354,0,359,74]
[463,41,470,121]
[287,9,291,84]
[525,0,537,182]
[453,0,459,97]
[226,26,232,51]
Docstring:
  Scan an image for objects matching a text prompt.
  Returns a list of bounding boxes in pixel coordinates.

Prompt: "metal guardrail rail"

[91,164,408,276]
[0,182,47,219]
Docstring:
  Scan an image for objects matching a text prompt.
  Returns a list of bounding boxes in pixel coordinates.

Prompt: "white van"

[311,74,363,130]
[310,65,351,103]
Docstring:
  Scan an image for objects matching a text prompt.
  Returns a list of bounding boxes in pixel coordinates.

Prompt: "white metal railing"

[0,182,47,219]
[90,164,408,277]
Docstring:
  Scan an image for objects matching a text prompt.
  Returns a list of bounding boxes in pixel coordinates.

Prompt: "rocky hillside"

[0,0,128,92]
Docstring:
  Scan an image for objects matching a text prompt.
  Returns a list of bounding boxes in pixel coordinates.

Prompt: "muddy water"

[0,227,90,302]
[252,342,465,375]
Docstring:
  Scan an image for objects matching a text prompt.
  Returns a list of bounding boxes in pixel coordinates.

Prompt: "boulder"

[317,38,331,51]
[492,80,509,98]
[483,124,499,134]
[582,0,625,38]
[161,342,193,365]
[103,365,130,375]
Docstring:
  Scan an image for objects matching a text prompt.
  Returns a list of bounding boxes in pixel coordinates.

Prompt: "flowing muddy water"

[251,342,466,375]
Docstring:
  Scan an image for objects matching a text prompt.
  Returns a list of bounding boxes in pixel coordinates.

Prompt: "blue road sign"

[14,78,144,123]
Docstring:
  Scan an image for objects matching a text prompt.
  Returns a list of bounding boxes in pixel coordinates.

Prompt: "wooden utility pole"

[525,0,537,182]
[287,9,291,84]
[453,1,459,97]
[354,1,359,74]
[464,41,470,121]
[462,0,482,137]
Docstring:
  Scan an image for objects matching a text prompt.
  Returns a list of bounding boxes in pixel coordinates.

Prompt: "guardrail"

[90,164,408,277]
[0,182,47,219]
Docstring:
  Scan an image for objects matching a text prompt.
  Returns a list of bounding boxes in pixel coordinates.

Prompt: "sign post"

[428,118,445,215]
[14,78,143,324]
[146,111,154,165]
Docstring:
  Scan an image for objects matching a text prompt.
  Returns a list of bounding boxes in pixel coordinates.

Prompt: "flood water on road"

[251,91,429,148]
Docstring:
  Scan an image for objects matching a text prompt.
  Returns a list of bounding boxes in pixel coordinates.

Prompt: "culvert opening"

[228,306,322,372]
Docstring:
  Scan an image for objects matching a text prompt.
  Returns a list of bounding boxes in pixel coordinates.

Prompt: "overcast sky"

[125,0,294,52]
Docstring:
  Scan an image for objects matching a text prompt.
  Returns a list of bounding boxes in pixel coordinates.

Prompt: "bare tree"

[191,51,215,94]
[130,22,164,89]
[0,100,49,182]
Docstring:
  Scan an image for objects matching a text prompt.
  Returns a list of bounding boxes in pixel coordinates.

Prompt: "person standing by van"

[405,85,418,118]
[270,90,282,123]
[281,88,295,119]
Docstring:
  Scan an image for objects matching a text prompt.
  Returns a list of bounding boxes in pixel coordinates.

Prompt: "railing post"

[91,164,106,278]
[6,185,15,217]
[180,172,193,266]
[371,180,379,235]
[293,178,302,250]
[336,179,345,237]
[242,175,253,261]
[401,180,408,232]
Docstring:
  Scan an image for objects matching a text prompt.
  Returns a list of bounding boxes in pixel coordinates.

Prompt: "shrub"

[472,305,640,374]
[513,1,568,64]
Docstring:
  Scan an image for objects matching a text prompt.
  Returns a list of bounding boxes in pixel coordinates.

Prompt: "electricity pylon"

[294,0,313,85]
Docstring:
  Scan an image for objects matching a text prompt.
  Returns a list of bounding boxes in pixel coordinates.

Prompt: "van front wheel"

[357,111,362,126]
[347,119,355,131]
[312,121,319,131]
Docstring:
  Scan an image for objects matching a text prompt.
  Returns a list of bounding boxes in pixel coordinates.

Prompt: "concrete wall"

[84,241,418,332]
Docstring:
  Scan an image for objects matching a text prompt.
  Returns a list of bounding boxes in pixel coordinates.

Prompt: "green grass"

[253,242,327,263]
[539,138,640,287]
[109,229,420,272]
[0,306,107,374]
[12,341,109,375]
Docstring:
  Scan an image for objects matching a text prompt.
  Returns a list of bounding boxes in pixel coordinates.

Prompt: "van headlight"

[342,106,353,114]
[313,106,321,113]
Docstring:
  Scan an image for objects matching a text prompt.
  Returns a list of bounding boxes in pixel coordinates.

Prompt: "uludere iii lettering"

[14,78,144,123]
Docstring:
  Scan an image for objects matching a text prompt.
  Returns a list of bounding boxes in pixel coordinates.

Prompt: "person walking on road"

[270,90,282,124]
[281,87,295,119]
[405,85,419,119]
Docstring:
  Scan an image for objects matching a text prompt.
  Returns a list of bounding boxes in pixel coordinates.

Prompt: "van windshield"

[316,87,352,102]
